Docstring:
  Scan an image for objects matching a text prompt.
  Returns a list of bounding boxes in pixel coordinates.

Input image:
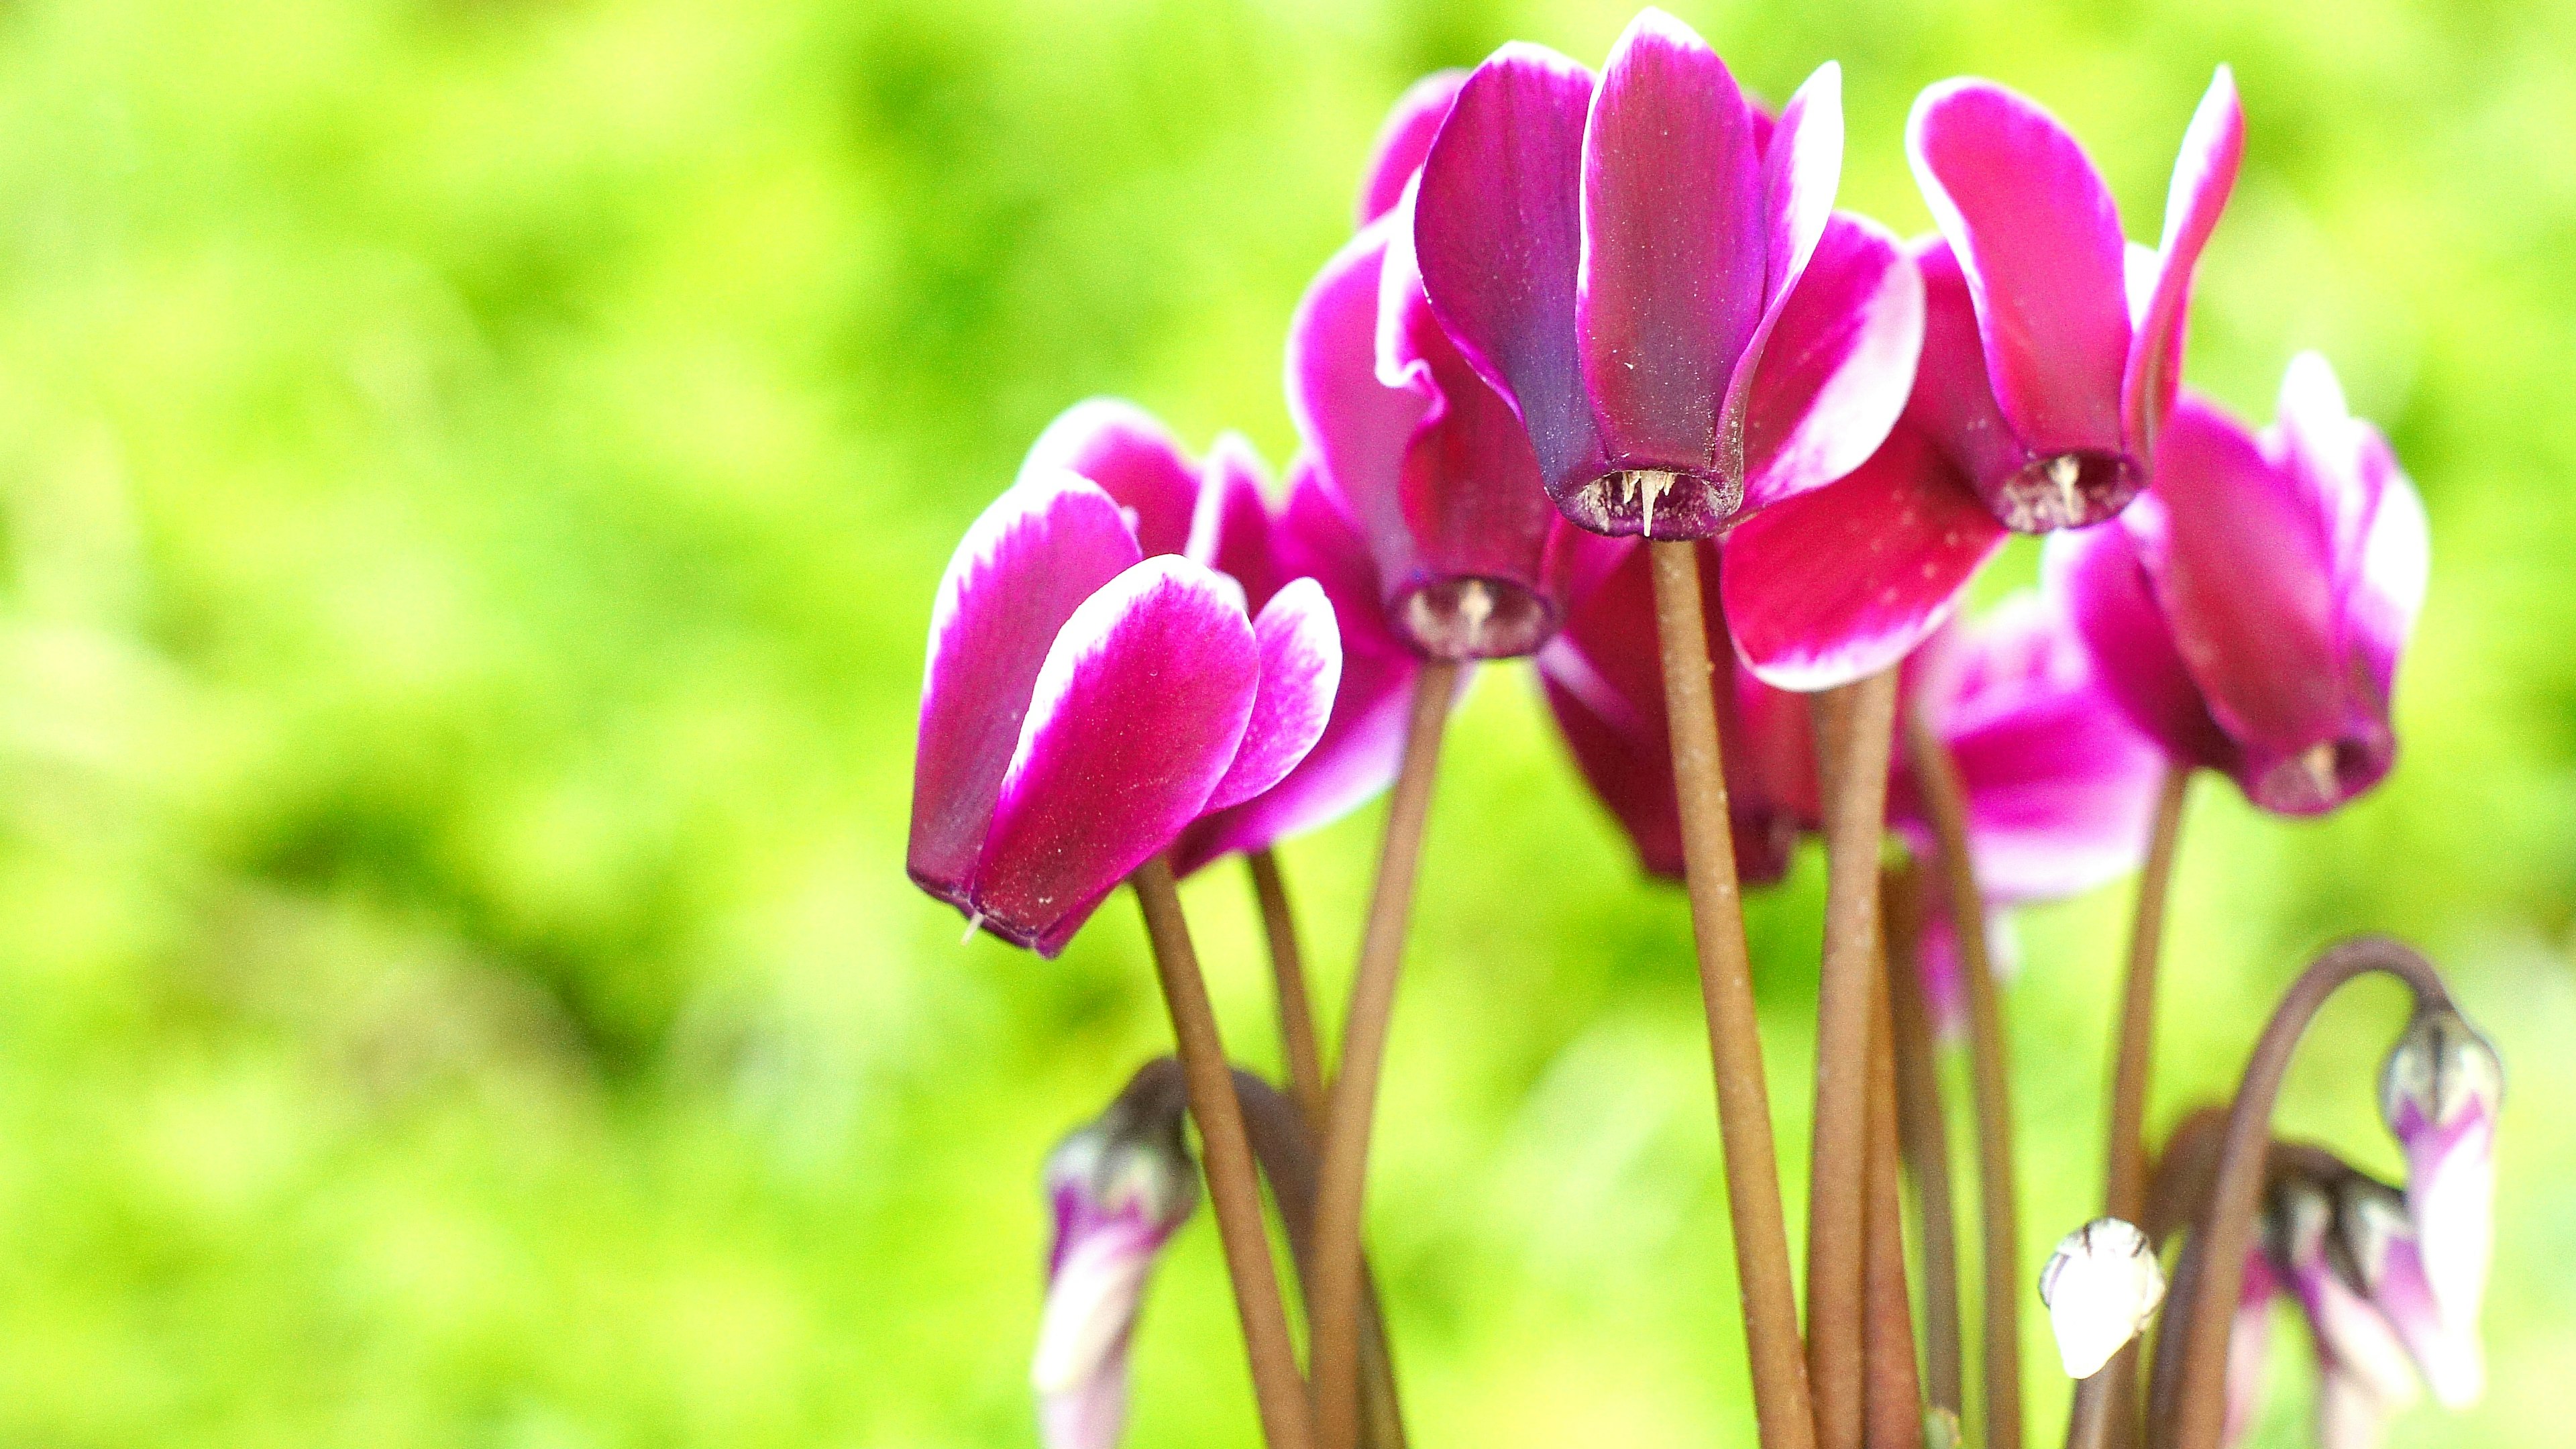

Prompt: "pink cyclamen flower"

[1906,68,2244,531]
[1412,9,1923,540]
[1019,400,1423,878]
[2379,1010,2500,1402]
[1536,531,1817,884]
[1035,1061,1199,1449]
[907,472,1340,955]
[2048,353,2430,815]
[1887,590,2167,1030]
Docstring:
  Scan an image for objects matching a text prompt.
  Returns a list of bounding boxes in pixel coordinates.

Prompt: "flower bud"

[2379,1008,2500,1343]
[1034,1063,1199,1449]
[2328,1175,2483,1409]
[2039,1217,2167,1378]
[2265,1175,2420,1413]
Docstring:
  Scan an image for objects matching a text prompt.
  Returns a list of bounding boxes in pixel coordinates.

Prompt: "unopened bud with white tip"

[2039,1217,2167,1378]
[2379,1008,2500,1346]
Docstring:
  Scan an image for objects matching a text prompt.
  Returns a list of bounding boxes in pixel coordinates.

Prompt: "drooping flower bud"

[2326,1174,2484,1409]
[2039,1216,2167,1378]
[1034,1061,1200,1449]
[2379,1008,2500,1362]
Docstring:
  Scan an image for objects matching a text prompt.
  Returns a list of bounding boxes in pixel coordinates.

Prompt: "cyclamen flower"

[1721,72,2245,688]
[1018,401,1424,878]
[2379,1010,2500,1401]
[2049,353,2430,815]
[1412,9,1923,541]
[1035,1061,1199,1449]
[1536,532,1816,884]
[906,473,1340,955]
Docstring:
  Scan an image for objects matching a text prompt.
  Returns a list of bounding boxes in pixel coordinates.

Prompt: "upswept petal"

[2045,518,2234,775]
[1204,578,1342,810]
[1358,70,1467,224]
[972,557,1261,955]
[1415,44,1603,498]
[1738,212,1927,511]
[910,477,1143,904]
[1908,78,2131,455]
[1576,9,1766,472]
[1722,425,2003,692]
[2273,352,2428,706]
[1902,239,2032,500]
[2121,66,2243,456]
[1189,434,1284,610]
[1289,217,1433,594]
[1020,398,1202,557]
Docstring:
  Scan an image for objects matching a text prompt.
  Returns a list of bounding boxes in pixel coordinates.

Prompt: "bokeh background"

[1,0,2571,1444]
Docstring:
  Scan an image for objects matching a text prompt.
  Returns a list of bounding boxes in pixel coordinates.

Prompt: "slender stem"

[2068,767,2192,1449]
[2146,936,2452,1449]
[1250,849,1330,1131]
[1648,539,1817,1449]
[1864,934,1925,1449]
[1809,670,1901,1449]
[1902,708,2021,1449]
[1307,661,1458,1449]
[1883,861,1964,1418]
[1130,859,1315,1449]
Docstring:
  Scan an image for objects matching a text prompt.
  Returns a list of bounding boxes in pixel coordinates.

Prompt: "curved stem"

[1864,938,1925,1449]
[1307,661,1457,1449]
[1902,709,2020,1449]
[2147,936,2451,1449]
[1250,849,1329,1132]
[1650,540,1817,1449]
[2067,765,2192,1449]
[1884,861,1963,1418]
[1130,859,1315,1449]
[1811,671,1902,1449]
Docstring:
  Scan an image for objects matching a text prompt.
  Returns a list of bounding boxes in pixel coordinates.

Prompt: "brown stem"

[2067,766,2191,1449]
[1902,708,2021,1449]
[1884,861,1963,1417]
[1130,859,1315,1449]
[1250,848,1329,1132]
[1864,932,1925,1449]
[1648,539,1817,1449]
[1810,670,1901,1449]
[2146,936,2452,1449]
[1307,661,1458,1449]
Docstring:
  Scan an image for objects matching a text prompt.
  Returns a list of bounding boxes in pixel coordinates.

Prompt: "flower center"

[1562,467,1742,541]
[1399,576,1554,660]
[1994,449,2143,533]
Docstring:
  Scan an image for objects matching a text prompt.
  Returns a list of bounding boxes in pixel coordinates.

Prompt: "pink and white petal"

[1901,237,2033,498]
[910,477,1144,905]
[2121,67,2244,457]
[970,558,1260,955]
[1758,62,1845,306]
[1739,212,1925,510]
[2042,519,2235,773]
[1038,1349,1132,1449]
[1205,579,1342,810]
[2347,441,2428,706]
[1289,219,1432,582]
[1908,79,2131,455]
[2271,353,2430,705]
[1019,398,1203,557]
[2222,1253,2280,1449]
[1189,433,1284,609]
[1415,44,1605,495]
[1722,427,2005,692]
[1576,9,1766,469]
[1358,70,1468,224]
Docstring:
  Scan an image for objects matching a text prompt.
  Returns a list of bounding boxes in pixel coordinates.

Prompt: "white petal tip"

[2041,1217,2167,1379]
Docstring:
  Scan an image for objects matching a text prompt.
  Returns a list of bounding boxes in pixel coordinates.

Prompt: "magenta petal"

[2121,67,2244,458]
[1901,238,2033,507]
[1020,399,1202,558]
[2273,353,2429,710]
[1205,578,1342,811]
[909,478,1143,908]
[1415,44,1605,499]
[1189,433,1285,609]
[1576,9,1766,473]
[1738,211,1926,511]
[1289,218,1434,588]
[2043,517,2234,774]
[1909,78,2131,456]
[971,557,1260,955]
[1358,70,1467,224]
[1721,426,2004,692]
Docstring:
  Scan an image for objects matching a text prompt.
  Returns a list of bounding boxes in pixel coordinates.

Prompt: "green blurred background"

[1,0,2570,1444]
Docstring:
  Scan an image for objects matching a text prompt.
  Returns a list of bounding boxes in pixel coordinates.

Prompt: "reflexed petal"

[1189,434,1283,610]
[1723,425,2004,692]
[1033,1218,1165,1399]
[2121,67,2244,456]
[2381,1010,2500,1346]
[1908,79,2130,455]
[1902,239,2033,505]
[973,557,1260,954]
[1358,70,1467,224]
[2375,1229,2484,1408]
[1020,398,1203,557]
[1576,9,1766,471]
[1289,218,1433,596]
[910,478,1142,904]
[2043,519,2235,773]
[1756,63,1844,308]
[1738,212,1925,511]
[1415,44,1605,497]
[1205,579,1342,810]
[2273,352,2429,708]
